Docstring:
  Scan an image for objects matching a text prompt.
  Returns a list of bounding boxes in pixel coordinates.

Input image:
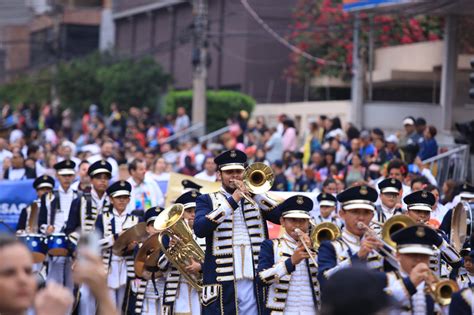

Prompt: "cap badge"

[296,196,304,205]
[360,186,368,195]
[191,191,197,198]
[322,193,327,198]
[421,191,428,198]
[464,184,468,190]
[66,161,70,166]
[416,226,425,238]
[230,151,237,158]
[120,181,125,187]
[101,160,106,165]
[391,179,396,184]
[43,175,48,180]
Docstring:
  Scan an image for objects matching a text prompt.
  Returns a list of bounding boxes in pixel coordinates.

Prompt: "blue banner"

[0,179,36,233]
[343,0,413,11]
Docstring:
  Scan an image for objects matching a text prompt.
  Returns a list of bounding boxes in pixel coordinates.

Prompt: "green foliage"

[0,70,51,105]
[97,57,170,112]
[165,90,256,132]
[1,52,170,114]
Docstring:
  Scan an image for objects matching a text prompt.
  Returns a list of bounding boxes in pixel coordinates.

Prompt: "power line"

[239,0,344,67]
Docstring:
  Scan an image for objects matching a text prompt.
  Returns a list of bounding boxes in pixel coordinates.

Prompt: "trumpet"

[425,269,459,306]
[310,222,341,249]
[294,228,318,267]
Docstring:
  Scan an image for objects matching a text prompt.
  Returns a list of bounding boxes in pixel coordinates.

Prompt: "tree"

[97,57,170,112]
[286,0,444,81]
[0,70,51,105]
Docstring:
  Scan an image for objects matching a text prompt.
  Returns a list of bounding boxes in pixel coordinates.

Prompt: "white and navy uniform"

[258,233,320,315]
[449,285,474,315]
[195,188,281,314]
[318,185,385,286]
[95,207,141,311]
[158,235,206,315]
[38,185,80,291]
[385,270,442,315]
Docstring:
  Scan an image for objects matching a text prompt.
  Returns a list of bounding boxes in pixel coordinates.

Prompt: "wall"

[253,101,351,131]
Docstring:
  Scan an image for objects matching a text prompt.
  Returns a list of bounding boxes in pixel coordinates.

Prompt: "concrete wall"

[253,101,351,130]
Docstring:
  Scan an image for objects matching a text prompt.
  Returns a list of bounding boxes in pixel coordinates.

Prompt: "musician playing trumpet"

[258,195,320,315]
[384,225,452,314]
[318,185,387,286]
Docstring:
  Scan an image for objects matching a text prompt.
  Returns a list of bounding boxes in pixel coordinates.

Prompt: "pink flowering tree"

[286,0,444,82]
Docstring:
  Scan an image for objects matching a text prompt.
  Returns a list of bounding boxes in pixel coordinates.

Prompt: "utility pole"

[350,16,364,129]
[191,0,208,130]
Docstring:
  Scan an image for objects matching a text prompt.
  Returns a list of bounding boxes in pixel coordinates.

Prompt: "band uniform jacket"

[95,209,142,312]
[449,285,474,315]
[157,233,206,315]
[65,190,111,245]
[38,189,81,233]
[385,270,440,315]
[317,229,385,287]
[194,190,282,315]
[257,236,320,315]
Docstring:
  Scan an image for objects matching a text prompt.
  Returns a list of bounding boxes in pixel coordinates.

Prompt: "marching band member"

[375,178,403,223]
[38,159,80,290]
[318,185,385,286]
[449,286,474,315]
[194,150,282,314]
[95,180,142,311]
[457,248,474,289]
[65,160,112,315]
[403,190,462,278]
[258,195,320,315]
[159,190,205,315]
[313,192,343,229]
[385,225,447,315]
[65,160,112,245]
[181,179,203,193]
[130,206,165,315]
[16,175,54,232]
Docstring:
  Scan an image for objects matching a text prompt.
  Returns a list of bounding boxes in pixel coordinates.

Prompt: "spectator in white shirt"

[0,138,12,176]
[194,156,217,182]
[87,139,119,181]
[146,157,170,182]
[127,159,164,212]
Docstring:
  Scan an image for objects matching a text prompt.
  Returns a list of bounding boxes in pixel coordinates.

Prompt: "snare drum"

[18,233,48,263]
[47,233,69,256]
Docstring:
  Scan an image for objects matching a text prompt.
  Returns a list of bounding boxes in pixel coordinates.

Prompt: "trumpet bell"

[429,279,459,306]
[243,162,274,194]
[310,222,341,249]
[381,215,416,248]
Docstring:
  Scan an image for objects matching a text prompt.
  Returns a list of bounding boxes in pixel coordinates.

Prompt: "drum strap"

[28,202,38,233]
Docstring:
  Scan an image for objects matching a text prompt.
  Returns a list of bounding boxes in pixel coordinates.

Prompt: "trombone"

[310,222,341,250]
[231,162,274,206]
[294,228,318,267]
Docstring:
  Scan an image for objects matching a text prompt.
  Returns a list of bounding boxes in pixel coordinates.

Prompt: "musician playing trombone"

[318,185,387,286]
[403,190,462,279]
[194,150,282,315]
[257,195,320,315]
[384,225,451,314]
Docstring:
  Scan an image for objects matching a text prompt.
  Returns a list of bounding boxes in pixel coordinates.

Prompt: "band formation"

[14,149,474,315]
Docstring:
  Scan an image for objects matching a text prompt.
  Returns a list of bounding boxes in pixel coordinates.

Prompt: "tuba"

[154,204,205,290]
[310,222,341,250]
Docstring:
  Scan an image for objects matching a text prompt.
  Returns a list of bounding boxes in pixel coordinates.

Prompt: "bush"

[165,90,256,132]
[0,70,51,105]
